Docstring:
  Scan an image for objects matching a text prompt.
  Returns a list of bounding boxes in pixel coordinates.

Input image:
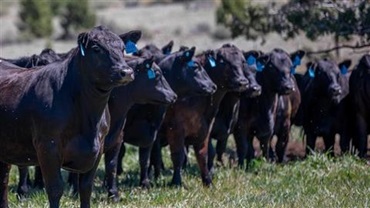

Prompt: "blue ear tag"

[246,55,256,66]
[80,44,85,56]
[256,61,265,72]
[290,66,296,74]
[185,51,190,57]
[308,67,315,78]
[147,69,155,79]
[293,55,301,66]
[125,40,138,54]
[187,60,196,67]
[208,56,216,68]
[340,65,348,75]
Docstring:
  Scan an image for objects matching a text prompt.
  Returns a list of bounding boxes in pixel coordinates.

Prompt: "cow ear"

[181,46,195,62]
[291,50,305,66]
[119,30,142,44]
[306,62,316,78]
[255,55,269,72]
[243,50,261,66]
[77,32,88,46]
[119,30,142,54]
[143,56,154,69]
[162,40,174,55]
[338,60,351,75]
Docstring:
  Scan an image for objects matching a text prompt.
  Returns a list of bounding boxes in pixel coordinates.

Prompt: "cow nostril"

[212,85,217,91]
[120,70,126,77]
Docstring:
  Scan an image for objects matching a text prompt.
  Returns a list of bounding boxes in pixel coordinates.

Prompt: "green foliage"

[217,0,370,45]
[59,0,96,39]
[6,144,370,207]
[18,0,53,38]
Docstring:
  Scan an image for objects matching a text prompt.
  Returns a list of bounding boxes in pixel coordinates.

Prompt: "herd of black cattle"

[0,26,369,208]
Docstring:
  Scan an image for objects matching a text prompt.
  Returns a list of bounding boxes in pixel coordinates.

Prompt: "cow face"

[159,47,217,96]
[306,59,351,103]
[134,41,174,63]
[77,26,135,88]
[206,44,248,92]
[127,57,177,105]
[242,50,262,97]
[257,49,304,95]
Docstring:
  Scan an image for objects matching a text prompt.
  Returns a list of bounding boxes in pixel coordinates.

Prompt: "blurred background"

[0,0,369,70]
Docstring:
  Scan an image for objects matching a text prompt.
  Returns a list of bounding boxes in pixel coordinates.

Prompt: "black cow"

[299,58,351,155]
[341,54,370,157]
[103,47,216,201]
[0,26,135,208]
[207,50,262,172]
[115,42,175,188]
[152,44,249,186]
[234,49,305,168]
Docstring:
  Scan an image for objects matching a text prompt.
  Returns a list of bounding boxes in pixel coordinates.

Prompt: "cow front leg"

[116,144,126,176]
[37,144,64,208]
[79,154,102,208]
[139,146,152,188]
[33,166,44,189]
[17,166,31,199]
[104,146,121,202]
[0,161,11,208]
[194,140,212,187]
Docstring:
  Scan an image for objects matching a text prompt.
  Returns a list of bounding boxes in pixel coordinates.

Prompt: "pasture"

[1,1,370,208]
[6,143,370,207]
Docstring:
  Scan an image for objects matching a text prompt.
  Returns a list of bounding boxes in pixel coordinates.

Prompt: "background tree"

[216,0,370,56]
[59,0,96,40]
[18,0,53,38]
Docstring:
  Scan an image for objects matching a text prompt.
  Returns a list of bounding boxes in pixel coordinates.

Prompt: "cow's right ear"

[162,40,174,55]
[291,50,306,65]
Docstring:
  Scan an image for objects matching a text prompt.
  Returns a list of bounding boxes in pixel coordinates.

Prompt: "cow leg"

[67,172,79,196]
[194,140,212,187]
[150,138,163,179]
[168,133,185,186]
[17,166,31,198]
[215,136,228,166]
[207,138,216,173]
[104,146,121,202]
[0,162,11,208]
[37,145,64,208]
[34,166,44,189]
[354,115,368,158]
[323,133,335,156]
[234,130,248,168]
[275,123,290,163]
[116,144,126,176]
[79,154,102,208]
[139,146,152,188]
[306,133,316,155]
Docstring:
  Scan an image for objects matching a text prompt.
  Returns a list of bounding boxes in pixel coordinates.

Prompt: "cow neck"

[69,53,112,133]
[108,84,135,118]
[256,71,279,112]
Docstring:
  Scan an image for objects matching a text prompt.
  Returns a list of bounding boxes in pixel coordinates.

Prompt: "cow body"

[0,26,134,208]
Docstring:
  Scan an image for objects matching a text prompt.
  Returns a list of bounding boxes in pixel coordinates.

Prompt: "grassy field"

[6,140,370,208]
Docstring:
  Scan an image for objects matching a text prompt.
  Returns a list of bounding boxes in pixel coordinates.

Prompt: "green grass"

[7,143,370,208]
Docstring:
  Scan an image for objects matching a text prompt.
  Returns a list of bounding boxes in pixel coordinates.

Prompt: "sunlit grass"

[7,140,370,208]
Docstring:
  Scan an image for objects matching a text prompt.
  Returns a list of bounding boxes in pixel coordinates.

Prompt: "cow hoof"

[140,179,151,189]
[108,193,120,203]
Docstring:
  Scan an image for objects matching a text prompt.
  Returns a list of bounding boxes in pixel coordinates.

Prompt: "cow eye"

[92,45,102,53]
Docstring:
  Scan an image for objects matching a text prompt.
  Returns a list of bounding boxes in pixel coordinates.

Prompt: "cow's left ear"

[119,30,142,54]
[243,50,262,66]
[338,60,351,75]
[162,40,174,55]
[290,50,305,66]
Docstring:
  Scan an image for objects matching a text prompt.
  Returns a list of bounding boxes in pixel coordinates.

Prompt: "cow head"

[203,44,248,92]
[134,40,174,64]
[77,26,135,89]
[38,48,62,65]
[126,57,177,105]
[242,50,263,97]
[158,47,217,96]
[306,58,351,103]
[257,48,305,95]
